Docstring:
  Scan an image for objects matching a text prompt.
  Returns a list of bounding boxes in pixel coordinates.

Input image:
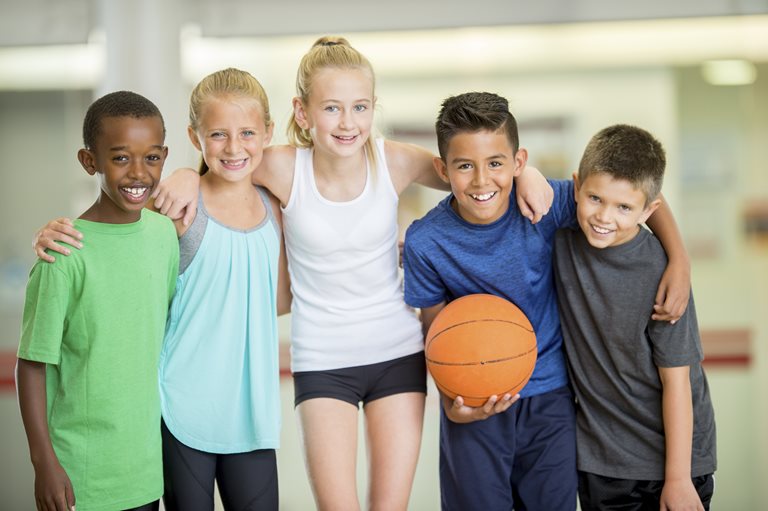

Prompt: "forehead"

[445,129,514,160]
[581,172,648,201]
[309,67,374,100]
[95,115,164,149]
[199,95,265,123]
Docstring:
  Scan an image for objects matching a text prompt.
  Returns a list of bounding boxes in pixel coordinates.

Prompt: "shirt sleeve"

[549,179,578,230]
[17,262,69,365]
[649,295,704,368]
[402,229,447,309]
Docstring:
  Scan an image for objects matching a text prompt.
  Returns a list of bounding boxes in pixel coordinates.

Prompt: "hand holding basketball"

[442,392,521,423]
[425,294,537,408]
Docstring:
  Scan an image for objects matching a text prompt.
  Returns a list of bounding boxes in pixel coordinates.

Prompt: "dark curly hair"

[82,90,165,149]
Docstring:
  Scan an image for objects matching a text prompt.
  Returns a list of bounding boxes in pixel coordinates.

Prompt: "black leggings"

[161,421,278,511]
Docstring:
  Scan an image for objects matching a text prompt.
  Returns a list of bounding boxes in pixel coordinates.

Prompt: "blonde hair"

[189,67,272,175]
[287,36,378,172]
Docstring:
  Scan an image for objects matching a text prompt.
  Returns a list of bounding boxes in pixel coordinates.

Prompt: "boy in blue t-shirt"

[402,92,691,510]
[553,124,716,510]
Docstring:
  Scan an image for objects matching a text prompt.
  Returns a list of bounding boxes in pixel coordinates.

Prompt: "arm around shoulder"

[645,195,691,323]
[384,139,448,194]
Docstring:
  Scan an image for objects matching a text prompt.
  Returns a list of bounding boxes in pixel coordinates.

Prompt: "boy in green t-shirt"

[16,91,179,511]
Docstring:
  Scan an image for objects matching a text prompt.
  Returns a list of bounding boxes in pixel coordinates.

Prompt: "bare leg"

[297,397,361,511]
[364,392,426,511]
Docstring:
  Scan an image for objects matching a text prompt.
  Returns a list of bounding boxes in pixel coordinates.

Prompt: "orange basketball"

[425,294,537,407]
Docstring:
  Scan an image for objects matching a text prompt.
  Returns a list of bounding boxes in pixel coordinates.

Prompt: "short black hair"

[435,92,519,160]
[578,124,666,203]
[82,91,165,149]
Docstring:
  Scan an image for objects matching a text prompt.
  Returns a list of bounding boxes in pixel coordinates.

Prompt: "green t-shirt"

[18,210,178,511]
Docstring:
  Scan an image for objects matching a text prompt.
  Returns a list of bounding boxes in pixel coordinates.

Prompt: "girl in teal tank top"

[156,68,290,511]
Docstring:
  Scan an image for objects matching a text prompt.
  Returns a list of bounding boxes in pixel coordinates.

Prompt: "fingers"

[65,481,76,511]
[33,222,83,263]
[517,197,534,223]
[182,204,196,226]
[651,303,681,324]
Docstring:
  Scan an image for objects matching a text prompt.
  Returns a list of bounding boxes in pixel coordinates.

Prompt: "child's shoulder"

[405,195,452,238]
[142,209,178,236]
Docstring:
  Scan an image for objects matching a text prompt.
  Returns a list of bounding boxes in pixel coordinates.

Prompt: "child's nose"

[595,205,611,222]
[127,161,148,178]
[226,137,241,153]
[339,109,353,129]
[473,168,490,185]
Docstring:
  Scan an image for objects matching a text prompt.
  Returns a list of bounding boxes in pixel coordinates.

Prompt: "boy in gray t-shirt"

[553,124,717,510]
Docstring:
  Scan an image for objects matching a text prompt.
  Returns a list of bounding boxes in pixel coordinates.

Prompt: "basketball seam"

[425,345,537,366]
[429,318,534,341]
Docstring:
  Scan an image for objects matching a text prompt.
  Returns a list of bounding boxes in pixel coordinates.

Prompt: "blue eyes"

[324,105,368,113]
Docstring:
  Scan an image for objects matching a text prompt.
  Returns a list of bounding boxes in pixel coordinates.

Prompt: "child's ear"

[433,157,450,184]
[187,126,202,151]
[78,148,97,176]
[264,121,274,145]
[572,172,580,203]
[292,97,309,129]
[639,197,663,224]
[512,148,528,177]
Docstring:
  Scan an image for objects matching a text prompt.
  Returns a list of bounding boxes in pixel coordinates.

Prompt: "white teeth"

[122,187,147,197]
[471,192,496,201]
[592,225,611,234]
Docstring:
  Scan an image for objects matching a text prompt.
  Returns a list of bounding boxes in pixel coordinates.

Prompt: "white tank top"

[282,139,424,371]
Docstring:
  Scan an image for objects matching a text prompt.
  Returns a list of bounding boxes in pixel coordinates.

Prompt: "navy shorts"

[440,385,577,511]
[293,351,427,408]
[578,471,715,510]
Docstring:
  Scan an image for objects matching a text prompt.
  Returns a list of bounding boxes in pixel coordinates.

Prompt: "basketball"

[425,294,537,407]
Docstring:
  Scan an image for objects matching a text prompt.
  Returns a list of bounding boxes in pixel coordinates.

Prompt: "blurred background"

[1,0,766,509]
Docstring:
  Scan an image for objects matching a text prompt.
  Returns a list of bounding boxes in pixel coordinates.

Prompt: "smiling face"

[435,129,527,225]
[293,66,375,159]
[78,115,167,224]
[574,171,661,248]
[189,95,272,183]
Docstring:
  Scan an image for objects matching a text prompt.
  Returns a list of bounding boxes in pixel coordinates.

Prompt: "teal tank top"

[159,186,281,453]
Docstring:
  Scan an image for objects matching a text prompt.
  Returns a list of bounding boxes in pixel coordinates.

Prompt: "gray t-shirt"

[553,226,716,480]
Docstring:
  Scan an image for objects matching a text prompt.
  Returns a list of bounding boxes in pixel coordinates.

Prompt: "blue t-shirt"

[403,179,576,397]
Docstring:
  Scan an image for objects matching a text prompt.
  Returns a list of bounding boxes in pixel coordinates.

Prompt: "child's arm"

[658,365,705,511]
[33,169,201,261]
[645,195,691,324]
[16,359,76,511]
[33,219,83,263]
[268,193,292,315]
[385,140,554,223]
[151,168,201,227]
[514,166,554,224]
[420,302,519,423]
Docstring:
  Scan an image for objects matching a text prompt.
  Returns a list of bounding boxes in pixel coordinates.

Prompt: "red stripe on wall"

[0,328,752,392]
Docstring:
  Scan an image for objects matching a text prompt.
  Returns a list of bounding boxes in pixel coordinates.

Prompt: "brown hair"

[578,124,666,204]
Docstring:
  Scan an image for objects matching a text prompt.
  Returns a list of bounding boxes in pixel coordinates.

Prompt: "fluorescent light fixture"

[701,59,758,86]
[0,43,103,90]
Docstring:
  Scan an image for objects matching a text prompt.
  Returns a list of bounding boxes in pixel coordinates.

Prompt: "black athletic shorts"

[293,351,427,408]
[578,471,715,510]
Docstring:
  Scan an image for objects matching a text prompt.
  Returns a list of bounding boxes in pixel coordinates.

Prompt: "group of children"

[19,34,716,511]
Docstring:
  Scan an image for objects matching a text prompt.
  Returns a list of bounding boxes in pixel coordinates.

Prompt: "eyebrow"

[109,145,165,151]
[450,153,508,165]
